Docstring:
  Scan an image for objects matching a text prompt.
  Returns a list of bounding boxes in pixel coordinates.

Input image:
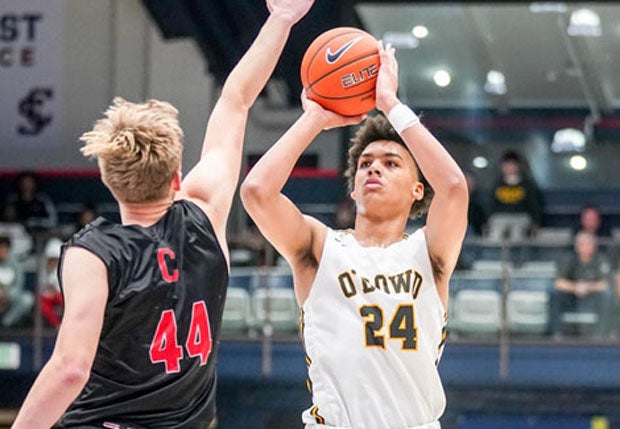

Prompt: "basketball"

[301,27,380,116]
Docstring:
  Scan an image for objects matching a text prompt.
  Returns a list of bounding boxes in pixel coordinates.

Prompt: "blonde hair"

[80,97,184,203]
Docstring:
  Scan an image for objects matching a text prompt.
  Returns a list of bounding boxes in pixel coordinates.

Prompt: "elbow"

[220,83,252,111]
[53,355,91,389]
[444,171,469,200]
[240,178,268,211]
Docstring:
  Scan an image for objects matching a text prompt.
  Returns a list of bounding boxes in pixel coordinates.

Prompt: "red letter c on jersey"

[157,248,179,283]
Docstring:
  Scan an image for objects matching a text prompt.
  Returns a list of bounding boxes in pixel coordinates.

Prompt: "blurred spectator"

[40,237,64,328]
[465,171,488,236]
[74,203,98,234]
[334,199,355,230]
[229,219,277,267]
[487,150,543,241]
[611,264,620,339]
[0,235,34,328]
[0,203,33,258]
[550,232,611,338]
[573,203,611,239]
[4,171,58,232]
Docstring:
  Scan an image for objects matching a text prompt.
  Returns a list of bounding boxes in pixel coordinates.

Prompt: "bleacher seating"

[514,261,557,278]
[451,273,502,293]
[450,289,502,337]
[225,267,298,334]
[229,269,254,291]
[506,290,549,335]
[252,287,299,333]
[510,275,554,291]
[222,287,253,334]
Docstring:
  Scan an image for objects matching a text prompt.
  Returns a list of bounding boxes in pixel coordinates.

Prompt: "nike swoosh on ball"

[325,36,363,64]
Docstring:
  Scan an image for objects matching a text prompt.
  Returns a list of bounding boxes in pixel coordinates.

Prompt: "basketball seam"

[306,52,379,96]
[313,87,375,101]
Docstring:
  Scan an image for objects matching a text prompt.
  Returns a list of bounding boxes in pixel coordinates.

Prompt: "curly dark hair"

[344,114,434,220]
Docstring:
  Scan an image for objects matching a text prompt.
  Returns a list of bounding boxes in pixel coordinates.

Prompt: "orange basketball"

[301,27,379,116]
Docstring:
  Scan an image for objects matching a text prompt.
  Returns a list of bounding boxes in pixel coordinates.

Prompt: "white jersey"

[301,228,447,429]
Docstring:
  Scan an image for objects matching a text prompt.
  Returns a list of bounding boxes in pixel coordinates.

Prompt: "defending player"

[241,41,468,428]
[12,1,314,427]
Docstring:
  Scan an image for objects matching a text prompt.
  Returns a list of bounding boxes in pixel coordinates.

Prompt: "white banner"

[0,0,65,153]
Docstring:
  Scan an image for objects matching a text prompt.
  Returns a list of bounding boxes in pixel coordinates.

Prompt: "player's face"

[351,140,422,216]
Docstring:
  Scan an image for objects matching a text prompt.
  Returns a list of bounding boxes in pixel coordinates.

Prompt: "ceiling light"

[484,70,507,95]
[383,31,419,49]
[472,156,489,169]
[529,2,567,14]
[433,70,451,87]
[567,8,602,37]
[551,128,586,153]
[569,155,587,171]
[412,25,428,39]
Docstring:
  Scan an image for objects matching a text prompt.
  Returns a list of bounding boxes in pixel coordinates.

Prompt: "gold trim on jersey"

[310,405,326,424]
[435,313,448,366]
[300,309,317,395]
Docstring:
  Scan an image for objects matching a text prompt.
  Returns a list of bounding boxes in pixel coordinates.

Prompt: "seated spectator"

[334,198,355,230]
[40,237,64,328]
[74,203,98,234]
[465,170,488,237]
[487,150,543,242]
[229,219,277,267]
[573,203,611,239]
[550,232,612,338]
[4,171,58,233]
[0,235,34,328]
[612,265,620,339]
[0,203,33,258]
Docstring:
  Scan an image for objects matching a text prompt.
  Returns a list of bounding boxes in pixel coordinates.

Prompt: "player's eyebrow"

[360,152,404,160]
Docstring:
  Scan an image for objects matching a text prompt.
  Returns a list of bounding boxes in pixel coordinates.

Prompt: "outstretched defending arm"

[375,42,469,307]
[178,0,315,252]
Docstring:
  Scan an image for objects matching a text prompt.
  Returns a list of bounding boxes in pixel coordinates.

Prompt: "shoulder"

[173,199,214,228]
[405,227,428,248]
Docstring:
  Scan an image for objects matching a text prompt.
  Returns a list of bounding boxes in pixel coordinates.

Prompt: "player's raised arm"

[375,42,468,299]
[177,0,314,240]
[241,93,363,303]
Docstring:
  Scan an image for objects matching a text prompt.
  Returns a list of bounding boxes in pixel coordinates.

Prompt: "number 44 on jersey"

[149,301,213,373]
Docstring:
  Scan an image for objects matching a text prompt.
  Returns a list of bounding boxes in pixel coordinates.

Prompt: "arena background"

[1,1,620,428]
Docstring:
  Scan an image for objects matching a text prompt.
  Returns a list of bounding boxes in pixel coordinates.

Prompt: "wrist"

[387,103,420,134]
[301,109,330,130]
[377,96,400,114]
[269,10,300,27]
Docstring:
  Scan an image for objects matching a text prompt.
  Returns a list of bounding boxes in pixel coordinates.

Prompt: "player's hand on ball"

[301,90,366,130]
[375,41,400,114]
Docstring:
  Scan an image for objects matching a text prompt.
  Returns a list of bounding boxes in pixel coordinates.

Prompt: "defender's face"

[351,140,423,215]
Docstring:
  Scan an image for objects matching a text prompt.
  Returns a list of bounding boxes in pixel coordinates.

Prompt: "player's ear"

[172,171,182,191]
[412,181,424,201]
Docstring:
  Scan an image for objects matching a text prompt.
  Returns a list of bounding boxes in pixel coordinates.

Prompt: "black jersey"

[56,200,228,429]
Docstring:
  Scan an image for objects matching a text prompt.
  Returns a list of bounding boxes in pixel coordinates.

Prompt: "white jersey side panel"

[301,228,447,429]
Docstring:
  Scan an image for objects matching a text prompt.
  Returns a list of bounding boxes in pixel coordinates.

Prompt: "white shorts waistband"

[305,421,440,429]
